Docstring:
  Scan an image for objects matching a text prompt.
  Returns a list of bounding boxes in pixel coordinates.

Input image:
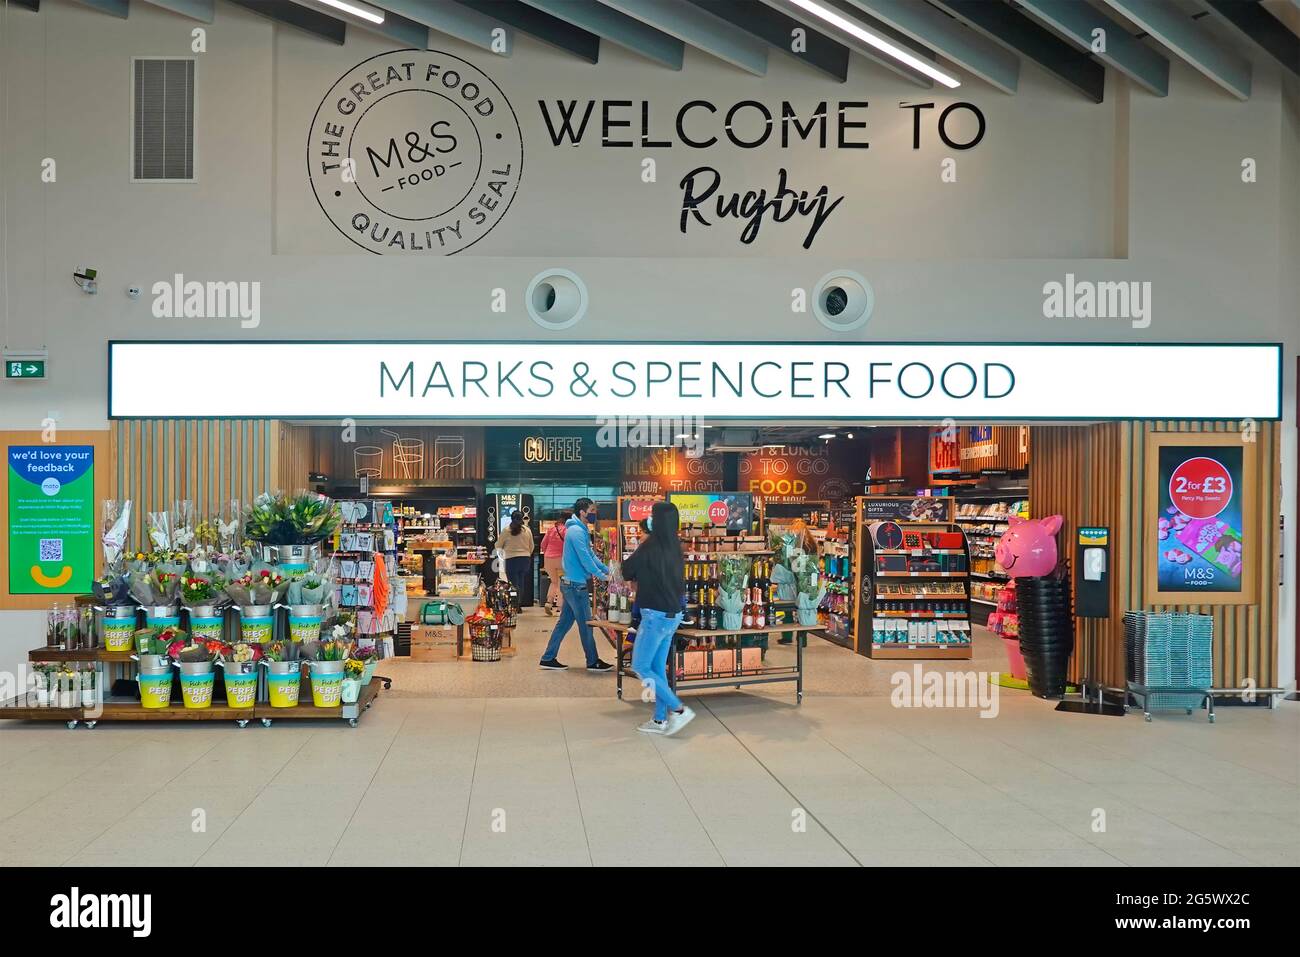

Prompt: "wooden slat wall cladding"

[276,424,332,491]
[110,419,275,551]
[1031,420,1280,689]
[957,425,1031,472]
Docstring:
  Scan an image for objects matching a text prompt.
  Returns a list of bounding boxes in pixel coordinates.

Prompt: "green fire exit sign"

[6,360,45,379]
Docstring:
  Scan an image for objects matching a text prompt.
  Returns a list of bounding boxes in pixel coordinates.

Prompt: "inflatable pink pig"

[994,515,1063,578]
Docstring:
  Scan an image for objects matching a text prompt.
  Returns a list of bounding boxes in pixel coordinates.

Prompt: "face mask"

[586,510,598,523]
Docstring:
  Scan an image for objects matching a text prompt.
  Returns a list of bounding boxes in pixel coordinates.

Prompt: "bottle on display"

[706,588,718,631]
[754,588,767,629]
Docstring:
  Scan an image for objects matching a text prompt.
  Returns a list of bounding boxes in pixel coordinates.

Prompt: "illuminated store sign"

[108,342,1282,422]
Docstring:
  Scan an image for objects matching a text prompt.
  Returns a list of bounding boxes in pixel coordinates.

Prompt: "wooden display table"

[589,620,818,703]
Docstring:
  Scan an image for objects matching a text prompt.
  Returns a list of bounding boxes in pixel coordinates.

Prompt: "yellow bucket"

[267,671,301,708]
[309,671,343,708]
[103,620,136,653]
[138,672,172,709]
[223,671,257,709]
[180,671,215,709]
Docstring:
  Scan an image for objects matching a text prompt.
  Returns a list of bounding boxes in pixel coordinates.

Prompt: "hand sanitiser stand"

[1055,528,1125,716]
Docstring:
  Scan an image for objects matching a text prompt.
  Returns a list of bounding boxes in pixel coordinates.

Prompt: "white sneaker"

[663,706,696,737]
[637,719,667,734]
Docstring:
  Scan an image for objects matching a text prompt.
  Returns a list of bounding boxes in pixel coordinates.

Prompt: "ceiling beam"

[1015,0,1169,96]
[141,0,214,21]
[844,0,1019,93]
[1096,0,1251,99]
[374,0,513,55]
[597,0,768,75]
[523,0,683,68]
[8,0,40,10]
[1204,0,1300,80]
[931,0,1105,102]
[72,0,129,16]
[453,1,600,63]
[761,0,935,86]
[688,0,850,81]
[289,2,429,48]
[227,0,346,44]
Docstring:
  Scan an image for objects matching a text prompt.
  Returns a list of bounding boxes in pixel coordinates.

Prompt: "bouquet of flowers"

[791,552,826,626]
[344,657,365,680]
[220,640,264,674]
[285,557,333,606]
[244,491,342,545]
[171,501,196,552]
[179,572,224,607]
[261,639,302,663]
[218,499,247,554]
[94,500,134,605]
[128,564,183,605]
[716,554,750,630]
[300,639,348,662]
[224,567,290,606]
[169,635,225,665]
[147,509,173,553]
[330,615,355,642]
[134,625,186,658]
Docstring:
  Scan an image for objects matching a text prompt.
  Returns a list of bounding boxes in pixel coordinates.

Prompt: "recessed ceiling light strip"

[785,0,961,88]
[317,0,385,25]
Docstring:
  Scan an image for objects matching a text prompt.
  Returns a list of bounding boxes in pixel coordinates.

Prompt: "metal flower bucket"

[178,660,215,709]
[286,604,325,643]
[185,604,226,643]
[260,543,320,573]
[99,605,140,653]
[307,659,345,708]
[264,659,302,708]
[238,605,275,644]
[142,604,180,630]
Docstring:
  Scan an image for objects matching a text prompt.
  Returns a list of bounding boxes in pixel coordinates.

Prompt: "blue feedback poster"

[7,445,96,594]
[1155,445,1244,594]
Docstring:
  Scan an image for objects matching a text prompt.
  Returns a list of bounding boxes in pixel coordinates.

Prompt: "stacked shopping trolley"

[1122,611,1215,722]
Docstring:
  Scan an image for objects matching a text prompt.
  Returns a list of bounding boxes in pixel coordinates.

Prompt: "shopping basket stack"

[1122,611,1214,722]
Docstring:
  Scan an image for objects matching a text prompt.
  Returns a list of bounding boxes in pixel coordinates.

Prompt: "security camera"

[127,286,141,299]
[73,267,98,295]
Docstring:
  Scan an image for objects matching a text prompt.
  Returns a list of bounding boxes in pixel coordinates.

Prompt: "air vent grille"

[132,58,195,182]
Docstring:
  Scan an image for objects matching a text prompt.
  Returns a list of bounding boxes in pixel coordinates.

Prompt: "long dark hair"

[509,511,525,536]
[644,500,684,584]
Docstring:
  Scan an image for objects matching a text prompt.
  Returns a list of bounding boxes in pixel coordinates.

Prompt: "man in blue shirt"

[540,498,613,671]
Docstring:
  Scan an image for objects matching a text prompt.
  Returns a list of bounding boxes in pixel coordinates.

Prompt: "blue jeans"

[542,581,600,667]
[632,608,683,722]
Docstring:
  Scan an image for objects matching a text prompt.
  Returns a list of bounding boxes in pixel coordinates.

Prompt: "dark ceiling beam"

[930,0,1105,102]
[846,0,1020,93]
[1097,0,1251,99]
[1014,0,1169,96]
[453,0,600,63]
[72,0,129,16]
[8,0,40,10]
[523,0,683,68]
[759,0,935,87]
[141,0,214,21]
[227,0,346,43]
[1204,0,1300,80]
[687,0,850,81]
[598,0,768,75]
[376,0,512,54]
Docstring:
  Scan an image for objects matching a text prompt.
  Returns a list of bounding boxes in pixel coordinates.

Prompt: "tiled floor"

[1,687,1295,866]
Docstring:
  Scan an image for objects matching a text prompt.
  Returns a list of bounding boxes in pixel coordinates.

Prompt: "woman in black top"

[621,501,695,736]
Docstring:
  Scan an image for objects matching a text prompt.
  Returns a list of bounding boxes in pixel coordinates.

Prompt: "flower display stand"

[1,648,385,729]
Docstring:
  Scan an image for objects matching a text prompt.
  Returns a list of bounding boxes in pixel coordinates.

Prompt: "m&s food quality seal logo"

[308,50,523,255]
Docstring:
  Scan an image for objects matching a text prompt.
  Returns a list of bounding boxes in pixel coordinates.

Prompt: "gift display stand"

[855,496,974,660]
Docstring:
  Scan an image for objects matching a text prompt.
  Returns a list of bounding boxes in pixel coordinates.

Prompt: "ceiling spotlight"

[846,432,855,439]
[317,0,385,24]
[785,0,961,89]
[818,432,836,440]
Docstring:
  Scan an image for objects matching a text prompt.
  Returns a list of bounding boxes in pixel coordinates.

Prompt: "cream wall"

[0,0,1296,685]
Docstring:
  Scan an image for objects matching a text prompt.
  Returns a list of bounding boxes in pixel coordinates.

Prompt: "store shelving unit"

[855,496,974,659]
[331,499,399,643]
[954,490,1029,623]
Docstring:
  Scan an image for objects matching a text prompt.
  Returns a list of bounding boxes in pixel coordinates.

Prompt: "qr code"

[39,539,63,562]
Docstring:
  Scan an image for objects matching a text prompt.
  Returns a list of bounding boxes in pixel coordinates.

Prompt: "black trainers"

[539,659,568,671]
[586,659,613,672]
